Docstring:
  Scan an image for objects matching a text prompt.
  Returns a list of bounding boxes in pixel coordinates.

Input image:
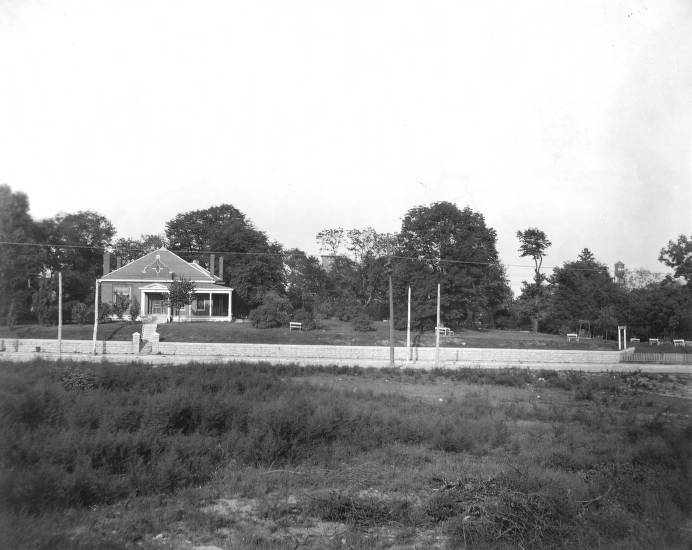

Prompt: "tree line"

[1,183,690,338]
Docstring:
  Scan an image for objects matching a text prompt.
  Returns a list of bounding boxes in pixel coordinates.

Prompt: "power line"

[0,240,646,273]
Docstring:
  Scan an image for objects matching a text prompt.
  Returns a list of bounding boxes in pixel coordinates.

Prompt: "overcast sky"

[1,0,690,293]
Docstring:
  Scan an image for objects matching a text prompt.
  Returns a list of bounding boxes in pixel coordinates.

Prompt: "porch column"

[140,289,146,318]
[227,290,232,321]
[209,292,212,317]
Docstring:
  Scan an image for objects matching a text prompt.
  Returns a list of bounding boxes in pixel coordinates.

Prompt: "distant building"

[614,261,625,285]
[100,248,233,322]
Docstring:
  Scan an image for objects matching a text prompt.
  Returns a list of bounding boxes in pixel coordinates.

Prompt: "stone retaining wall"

[0,338,134,355]
[0,337,626,365]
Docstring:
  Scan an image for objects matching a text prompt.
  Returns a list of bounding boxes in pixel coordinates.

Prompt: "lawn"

[156,319,620,350]
[0,321,141,341]
[1,360,690,549]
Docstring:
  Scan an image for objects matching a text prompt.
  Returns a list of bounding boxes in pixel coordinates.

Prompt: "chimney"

[103,251,111,276]
[218,256,224,279]
[116,256,122,269]
[210,254,215,275]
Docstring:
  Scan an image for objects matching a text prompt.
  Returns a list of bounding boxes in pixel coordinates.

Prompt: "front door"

[146,293,167,315]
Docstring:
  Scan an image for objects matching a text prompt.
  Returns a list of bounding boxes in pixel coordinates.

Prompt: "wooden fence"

[621,352,692,364]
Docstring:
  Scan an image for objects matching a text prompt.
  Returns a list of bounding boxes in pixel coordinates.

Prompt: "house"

[99,248,233,322]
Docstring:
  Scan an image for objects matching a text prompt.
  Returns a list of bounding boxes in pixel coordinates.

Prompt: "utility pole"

[387,237,394,367]
[92,279,99,355]
[58,271,62,358]
[435,283,440,368]
[406,286,411,362]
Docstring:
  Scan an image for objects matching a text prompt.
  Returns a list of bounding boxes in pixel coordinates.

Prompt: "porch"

[139,284,233,322]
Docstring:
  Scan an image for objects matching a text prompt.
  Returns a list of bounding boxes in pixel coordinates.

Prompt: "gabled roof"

[100,248,222,283]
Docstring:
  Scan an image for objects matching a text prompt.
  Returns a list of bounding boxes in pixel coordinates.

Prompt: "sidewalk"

[1,350,691,374]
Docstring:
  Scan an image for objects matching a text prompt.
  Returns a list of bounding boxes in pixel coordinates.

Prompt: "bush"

[111,298,130,320]
[249,292,293,328]
[70,302,89,324]
[353,316,375,332]
[292,308,316,330]
[129,297,140,322]
[99,302,113,322]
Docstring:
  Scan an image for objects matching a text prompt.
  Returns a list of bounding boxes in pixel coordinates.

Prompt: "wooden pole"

[387,238,394,367]
[92,279,99,354]
[58,271,62,358]
[406,286,411,362]
[435,283,440,368]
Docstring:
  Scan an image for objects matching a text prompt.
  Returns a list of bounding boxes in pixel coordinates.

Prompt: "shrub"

[249,292,293,328]
[70,302,89,324]
[292,308,316,330]
[353,315,375,332]
[129,297,140,322]
[111,298,130,320]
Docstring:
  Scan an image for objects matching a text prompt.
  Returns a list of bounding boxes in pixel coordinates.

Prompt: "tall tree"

[544,248,617,334]
[284,248,330,311]
[41,211,116,304]
[113,233,167,264]
[395,202,510,330]
[516,227,552,332]
[659,234,692,286]
[0,184,44,325]
[315,228,345,256]
[165,204,285,312]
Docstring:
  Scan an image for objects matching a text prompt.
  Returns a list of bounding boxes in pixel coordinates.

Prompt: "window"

[113,286,131,307]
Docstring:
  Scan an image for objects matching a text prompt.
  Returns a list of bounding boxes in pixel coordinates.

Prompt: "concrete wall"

[0,337,624,365]
[155,342,623,364]
[0,338,134,355]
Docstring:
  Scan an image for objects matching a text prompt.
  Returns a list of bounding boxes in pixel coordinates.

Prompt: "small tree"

[129,296,140,322]
[516,227,552,332]
[168,277,196,321]
[112,297,130,320]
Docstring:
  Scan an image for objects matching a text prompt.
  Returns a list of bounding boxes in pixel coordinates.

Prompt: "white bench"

[630,338,640,343]
[673,339,685,347]
[566,333,579,342]
[289,322,302,331]
[436,326,454,336]
[649,338,659,346]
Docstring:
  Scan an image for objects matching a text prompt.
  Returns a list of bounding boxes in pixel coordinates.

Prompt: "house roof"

[100,248,224,284]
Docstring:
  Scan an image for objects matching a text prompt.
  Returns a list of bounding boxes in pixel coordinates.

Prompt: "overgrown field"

[0,361,690,549]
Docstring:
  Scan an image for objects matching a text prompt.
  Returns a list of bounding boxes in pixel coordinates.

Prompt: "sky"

[1,0,690,294]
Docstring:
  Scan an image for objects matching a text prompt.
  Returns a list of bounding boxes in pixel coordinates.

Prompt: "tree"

[624,267,664,289]
[659,235,692,286]
[315,228,345,256]
[41,210,116,304]
[0,184,44,325]
[113,234,167,264]
[516,227,552,332]
[284,248,330,312]
[395,202,510,330]
[168,277,196,321]
[248,291,293,328]
[165,204,285,312]
[543,248,618,334]
[516,228,551,285]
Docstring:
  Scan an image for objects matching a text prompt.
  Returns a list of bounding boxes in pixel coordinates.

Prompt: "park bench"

[289,322,302,331]
[630,338,640,343]
[673,339,685,347]
[649,338,659,346]
[436,326,454,336]
[566,333,579,342]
